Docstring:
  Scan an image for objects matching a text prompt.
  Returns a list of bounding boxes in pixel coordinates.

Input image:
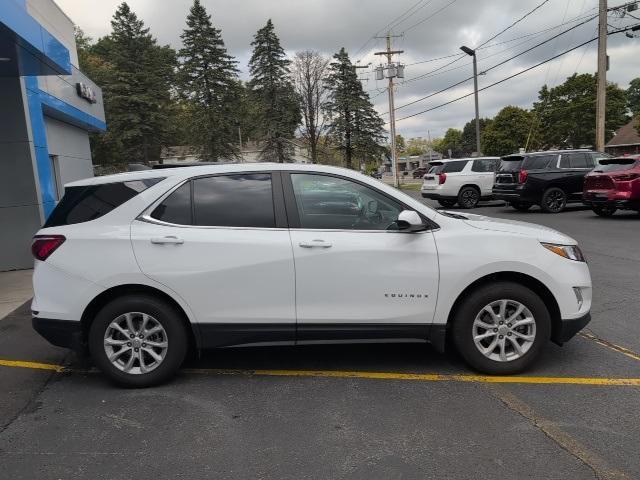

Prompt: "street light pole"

[461,45,481,156]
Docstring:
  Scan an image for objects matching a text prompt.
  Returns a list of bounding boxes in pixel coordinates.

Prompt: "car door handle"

[150,236,184,245]
[299,240,332,249]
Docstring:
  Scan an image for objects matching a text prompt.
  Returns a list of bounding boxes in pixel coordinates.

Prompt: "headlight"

[541,243,586,262]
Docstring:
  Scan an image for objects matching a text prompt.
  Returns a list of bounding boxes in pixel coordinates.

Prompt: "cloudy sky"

[56,0,640,140]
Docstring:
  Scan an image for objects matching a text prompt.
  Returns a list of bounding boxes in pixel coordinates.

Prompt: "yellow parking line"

[0,358,67,373]
[182,368,640,386]
[2,358,639,386]
[579,331,640,362]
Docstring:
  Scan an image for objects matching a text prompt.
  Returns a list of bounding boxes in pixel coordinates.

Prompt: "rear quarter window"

[441,160,468,173]
[44,178,163,228]
[522,154,557,170]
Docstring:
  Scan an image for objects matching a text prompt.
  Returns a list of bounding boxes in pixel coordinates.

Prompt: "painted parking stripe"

[579,331,640,362]
[2,358,639,386]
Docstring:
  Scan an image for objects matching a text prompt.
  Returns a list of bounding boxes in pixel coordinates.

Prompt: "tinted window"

[193,174,275,227]
[522,155,556,170]
[560,153,590,169]
[430,161,467,174]
[594,158,639,173]
[151,182,192,225]
[291,173,403,230]
[499,157,524,172]
[44,178,163,227]
[472,159,497,172]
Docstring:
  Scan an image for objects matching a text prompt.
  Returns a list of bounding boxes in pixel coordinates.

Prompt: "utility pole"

[595,0,607,152]
[460,45,481,156]
[375,33,403,188]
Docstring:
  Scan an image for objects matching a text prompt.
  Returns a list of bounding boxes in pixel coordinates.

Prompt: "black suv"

[492,150,604,213]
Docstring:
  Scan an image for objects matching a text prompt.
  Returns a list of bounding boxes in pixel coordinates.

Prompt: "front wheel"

[592,205,617,217]
[541,187,567,213]
[89,295,188,387]
[451,282,550,375]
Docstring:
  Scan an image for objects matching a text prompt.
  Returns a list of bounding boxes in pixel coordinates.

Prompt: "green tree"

[404,137,429,156]
[482,106,538,156]
[87,3,176,165]
[177,0,240,161]
[395,134,406,155]
[434,128,463,158]
[460,118,492,156]
[532,73,628,148]
[627,77,640,117]
[324,48,385,169]
[248,19,301,162]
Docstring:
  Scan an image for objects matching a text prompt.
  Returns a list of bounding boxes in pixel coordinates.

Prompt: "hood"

[442,211,577,244]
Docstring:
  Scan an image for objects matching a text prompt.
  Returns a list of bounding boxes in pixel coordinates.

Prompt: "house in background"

[605,119,640,156]
[240,139,312,163]
[160,145,199,164]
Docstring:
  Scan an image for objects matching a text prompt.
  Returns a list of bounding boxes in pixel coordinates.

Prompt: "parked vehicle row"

[32,163,591,387]
[419,149,640,215]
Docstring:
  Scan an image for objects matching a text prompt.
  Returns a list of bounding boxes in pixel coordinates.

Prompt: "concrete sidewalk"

[0,269,33,320]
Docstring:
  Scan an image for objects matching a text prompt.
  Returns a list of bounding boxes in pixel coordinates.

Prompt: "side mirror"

[396,210,426,232]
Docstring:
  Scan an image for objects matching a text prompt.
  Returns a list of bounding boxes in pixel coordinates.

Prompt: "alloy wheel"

[544,190,565,212]
[472,299,536,362]
[460,188,479,208]
[103,312,168,374]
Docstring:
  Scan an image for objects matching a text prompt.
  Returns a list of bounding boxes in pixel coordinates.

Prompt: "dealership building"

[1,0,105,271]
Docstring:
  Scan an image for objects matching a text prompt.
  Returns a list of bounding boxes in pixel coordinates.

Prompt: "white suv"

[31,163,591,387]
[421,157,500,208]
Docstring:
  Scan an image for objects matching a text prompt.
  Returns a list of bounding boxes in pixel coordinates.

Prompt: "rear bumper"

[551,311,591,345]
[583,197,640,210]
[32,317,84,350]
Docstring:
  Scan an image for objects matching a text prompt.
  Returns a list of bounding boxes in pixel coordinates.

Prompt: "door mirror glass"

[396,210,425,231]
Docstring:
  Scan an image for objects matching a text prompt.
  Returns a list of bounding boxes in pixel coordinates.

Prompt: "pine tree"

[247,20,301,162]
[95,2,176,164]
[177,0,240,161]
[324,48,385,169]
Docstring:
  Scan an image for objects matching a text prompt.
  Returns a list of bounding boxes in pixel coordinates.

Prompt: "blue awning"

[0,0,71,77]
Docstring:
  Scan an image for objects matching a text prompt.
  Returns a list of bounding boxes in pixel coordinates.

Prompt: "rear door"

[130,172,296,347]
[559,152,594,199]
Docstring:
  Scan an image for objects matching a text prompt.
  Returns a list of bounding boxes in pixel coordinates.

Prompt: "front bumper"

[32,317,84,350]
[551,311,591,345]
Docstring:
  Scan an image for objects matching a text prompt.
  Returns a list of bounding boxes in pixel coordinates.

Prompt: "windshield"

[593,158,638,173]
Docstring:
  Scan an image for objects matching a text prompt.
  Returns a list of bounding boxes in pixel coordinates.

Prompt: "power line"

[403,0,459,32]
[387,13,598,114]
[476,0,551,49]
[392,23,640,123]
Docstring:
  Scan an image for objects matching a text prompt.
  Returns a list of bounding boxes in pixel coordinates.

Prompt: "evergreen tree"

[91,3,176,164]
[324,48,384,169]
[248,20,301,162]
[177,0,240,161]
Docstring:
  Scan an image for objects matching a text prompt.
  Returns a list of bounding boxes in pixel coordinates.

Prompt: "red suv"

[583,155,640,216]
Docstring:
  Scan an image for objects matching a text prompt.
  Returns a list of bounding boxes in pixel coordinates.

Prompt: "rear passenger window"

[44,178,163,227]
[193,174,275,228]
[560,153,590,169]
[523,155,556,170]
[151,182,192,225]
[471,159,496,172]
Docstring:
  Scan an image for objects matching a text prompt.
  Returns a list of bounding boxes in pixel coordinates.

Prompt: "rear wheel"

[438,199,457,208]
[457,186,480,209]
[541,187,567,213]
[452,282,550,375]
[592,205,617,217]
[89,295,188,387]
[511,202,532,212]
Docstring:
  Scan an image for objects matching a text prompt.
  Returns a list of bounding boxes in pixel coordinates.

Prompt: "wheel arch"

[443,271,562,347]
[80,284,200,353]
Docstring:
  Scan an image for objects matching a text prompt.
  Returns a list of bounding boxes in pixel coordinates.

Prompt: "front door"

[131,172,296,348]
[283,172,440,342]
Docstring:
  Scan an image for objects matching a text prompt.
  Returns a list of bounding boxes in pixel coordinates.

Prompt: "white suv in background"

[421,157,500,208]
[31,163,591,387]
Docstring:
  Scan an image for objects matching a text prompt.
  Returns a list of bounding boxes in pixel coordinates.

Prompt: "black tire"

[451,282,551,375]
[457,186,480,209]
[592,205,617,217]
[438,199,457,208]
[511,202,532,212]
[540,187,567,213]
[89,295,188,387]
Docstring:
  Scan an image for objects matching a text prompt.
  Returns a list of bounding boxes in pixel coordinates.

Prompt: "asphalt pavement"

[1,197,639,480]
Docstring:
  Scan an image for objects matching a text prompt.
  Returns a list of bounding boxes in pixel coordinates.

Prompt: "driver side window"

[290,173,403,230]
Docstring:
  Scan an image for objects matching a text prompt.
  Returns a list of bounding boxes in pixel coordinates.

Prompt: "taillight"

[32,235,65,261]
[518,170,528,184]
[438,173,447,184]
[612,173,640,181]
